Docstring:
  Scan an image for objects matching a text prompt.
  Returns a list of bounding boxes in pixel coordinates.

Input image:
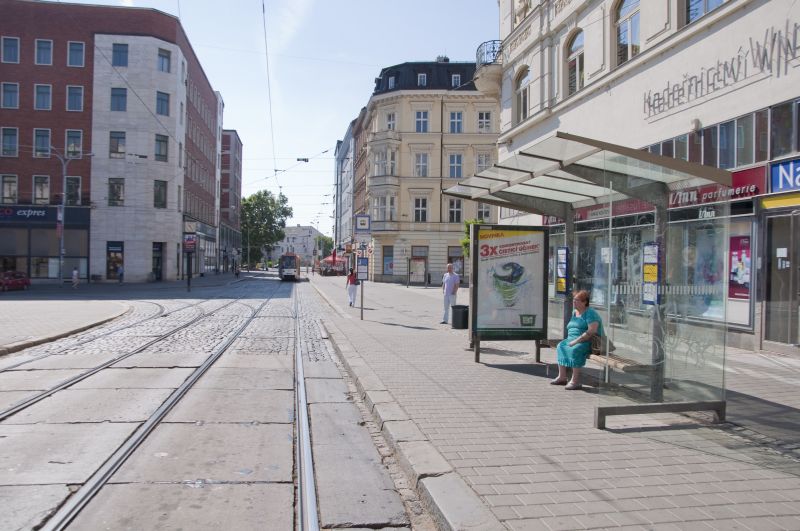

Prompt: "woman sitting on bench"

[552,289,603,390]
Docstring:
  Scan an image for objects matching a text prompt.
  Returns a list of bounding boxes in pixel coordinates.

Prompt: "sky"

[52,0,501,236]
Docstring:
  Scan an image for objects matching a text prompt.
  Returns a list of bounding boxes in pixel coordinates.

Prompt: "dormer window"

[417,73,427,87]
[388,75,396,90]
[452,74,461,88]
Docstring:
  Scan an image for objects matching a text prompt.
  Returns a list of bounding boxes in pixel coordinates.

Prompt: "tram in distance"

[278,253,301,281]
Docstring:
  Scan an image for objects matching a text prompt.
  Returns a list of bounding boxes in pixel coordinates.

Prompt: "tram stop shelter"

[444,131,733,428]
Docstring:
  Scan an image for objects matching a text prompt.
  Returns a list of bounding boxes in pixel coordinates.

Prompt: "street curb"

[0,302,130,357]
[317,312,503,531]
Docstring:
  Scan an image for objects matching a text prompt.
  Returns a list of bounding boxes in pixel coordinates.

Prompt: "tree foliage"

[461,219,483,258]
[315,235,334,257]
[241,191,292,265]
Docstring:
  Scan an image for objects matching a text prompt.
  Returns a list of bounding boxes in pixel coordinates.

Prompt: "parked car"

[1,271,30,291]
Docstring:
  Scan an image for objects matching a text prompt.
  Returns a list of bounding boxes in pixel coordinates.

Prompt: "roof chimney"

[436,55,450,63]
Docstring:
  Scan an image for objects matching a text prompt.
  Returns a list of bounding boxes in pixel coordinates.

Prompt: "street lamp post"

[51,147,92,287]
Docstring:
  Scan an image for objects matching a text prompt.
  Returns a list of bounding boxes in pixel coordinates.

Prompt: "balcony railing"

[476,40,502,67]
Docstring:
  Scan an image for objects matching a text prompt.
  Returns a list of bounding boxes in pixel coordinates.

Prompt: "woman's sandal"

[565,382,583,390]
[549,378,568,385]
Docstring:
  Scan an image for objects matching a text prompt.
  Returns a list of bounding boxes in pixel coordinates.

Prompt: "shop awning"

[443,131,732,218]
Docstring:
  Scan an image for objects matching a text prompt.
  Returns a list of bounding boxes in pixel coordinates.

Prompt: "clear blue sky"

[52,0,500,235]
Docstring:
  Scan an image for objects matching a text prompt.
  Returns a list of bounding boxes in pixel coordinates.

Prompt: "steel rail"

[294,289,321,531]
[0,298,210,373]
[40,291,278,531]
[0,299,237,422]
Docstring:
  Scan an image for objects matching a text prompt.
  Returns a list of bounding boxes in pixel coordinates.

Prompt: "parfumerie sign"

[643,20,799,118]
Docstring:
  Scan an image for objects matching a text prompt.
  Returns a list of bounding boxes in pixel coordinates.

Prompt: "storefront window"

[755,109,769,162]
[702,126,717,167]
[718,120,735,169]
[736,114,754,167]
[771,101,794,158]
[383,245,394,275]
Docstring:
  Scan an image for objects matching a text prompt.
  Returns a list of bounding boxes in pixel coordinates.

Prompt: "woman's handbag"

[592,335,616,355]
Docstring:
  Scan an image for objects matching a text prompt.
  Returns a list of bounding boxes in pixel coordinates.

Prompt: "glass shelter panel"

[580,153,729,404]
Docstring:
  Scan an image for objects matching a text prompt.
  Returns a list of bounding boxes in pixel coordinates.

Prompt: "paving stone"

[418,474,503,531]
[0,369,86,391]
[397,441,453,484]
[164,389,294,424]
[70,367,194,389]
[373,402,410,424]
[382,420,427,446]
[305,378,349,403]
[0,485,70,531]
[6,388,174,423]
[193,367,293,390]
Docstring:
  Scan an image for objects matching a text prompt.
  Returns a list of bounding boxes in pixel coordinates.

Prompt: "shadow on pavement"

[374,321,435,331]
[726,388,800,445]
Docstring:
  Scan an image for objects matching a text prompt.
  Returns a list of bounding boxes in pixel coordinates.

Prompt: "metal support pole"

[651,204,667,402]
[564,210,575,336]
[360,281,364,321]
[187,252,192,292]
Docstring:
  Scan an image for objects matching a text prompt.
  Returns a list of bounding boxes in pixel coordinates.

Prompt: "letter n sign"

[771,159,800,193]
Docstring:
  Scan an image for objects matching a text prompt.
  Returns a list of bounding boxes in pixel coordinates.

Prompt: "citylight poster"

[728,236,751,300]
[471,225,548,340]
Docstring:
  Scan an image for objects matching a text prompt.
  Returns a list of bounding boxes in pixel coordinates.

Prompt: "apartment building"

[220,129,242,272]
[472,0,799,352]
[338,58,500,284]
[0,0,222,282]
[271,224,324,267]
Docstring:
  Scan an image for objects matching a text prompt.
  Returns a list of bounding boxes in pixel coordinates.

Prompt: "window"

[158,49,171,73]
[388,75,396,90]
[112,43,128,67]
[109,131,126,158]
[477,152,492,173]
[755,109,769,162]
[567,30,585,95]
[155,134,169,162]
[1,82,18,108]
[66,130,82,158]
[478,111,492,133]
[33,175,49,205]
[156,91,170,116]
[35,84,52,110]
[382,246,394,275]
[373,195,387,221]
[771,101,794,158]
[34,129,50,157]
[374,150,387,176]
[387,149,396,175]
[66,86,83,111]
[515,68,531,124]
[108,178,124,206]
[35,39,52,65]
[616,0,640,66]
[702,126,718,167]
[661,139,674,158]
[1,128,18,156]
[674,134,689,161]
[66,176,81,205]
[67,41,85,67]
[415,110,428,133]
[1,175,17,203]
[687,0,724,25]
[478,203,491,220]
[386,112,395,131]
[1,37,19,63]
[154,180,167,208]
[449,153,462,178]
[414,153,429,177]
[718,120,735,169]
[448,199,462,223]
[452,74,461,88]
[414,197,428,222]
[733,114,754,167]
[111,88,127,111]
[689,131,702,163]
[417,73,427,87]
[449,111,463,133]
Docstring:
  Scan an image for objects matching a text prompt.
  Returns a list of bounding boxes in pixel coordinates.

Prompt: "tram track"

[0,299,208,374]
[0,298,243,423]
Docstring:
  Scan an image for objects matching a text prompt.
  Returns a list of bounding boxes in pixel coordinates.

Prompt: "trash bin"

[451,305,469,329]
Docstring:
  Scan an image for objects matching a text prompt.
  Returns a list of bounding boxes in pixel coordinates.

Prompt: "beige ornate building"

[353,58,500,284]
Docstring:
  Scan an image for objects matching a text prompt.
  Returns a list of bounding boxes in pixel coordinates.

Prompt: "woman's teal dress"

[556,307,604,368]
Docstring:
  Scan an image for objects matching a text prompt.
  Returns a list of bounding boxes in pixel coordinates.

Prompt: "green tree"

[461,219,483,258]
[315,235,334,257]
[241,191,292,266]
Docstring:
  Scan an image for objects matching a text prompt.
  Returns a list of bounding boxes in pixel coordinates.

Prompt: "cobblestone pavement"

[310,275,800,531]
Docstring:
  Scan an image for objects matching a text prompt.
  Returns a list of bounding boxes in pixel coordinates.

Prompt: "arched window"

[567,30,584,95]
[615,0,640,66]
[515,67,531,124]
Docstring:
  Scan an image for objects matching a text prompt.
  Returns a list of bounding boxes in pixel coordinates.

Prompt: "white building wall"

[90,34,187,282]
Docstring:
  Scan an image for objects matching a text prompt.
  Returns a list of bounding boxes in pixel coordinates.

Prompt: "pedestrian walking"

[117,264,124,284]
[345,267,358,307]
[71,267,79,289]
[441,263,460,324]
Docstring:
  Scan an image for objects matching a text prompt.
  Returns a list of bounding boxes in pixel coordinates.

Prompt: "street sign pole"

[187,252,192,292]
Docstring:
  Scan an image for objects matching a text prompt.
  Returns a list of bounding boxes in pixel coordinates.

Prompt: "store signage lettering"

[644,21,800,118]
[0,207,47,219]
[770,158,800,192]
